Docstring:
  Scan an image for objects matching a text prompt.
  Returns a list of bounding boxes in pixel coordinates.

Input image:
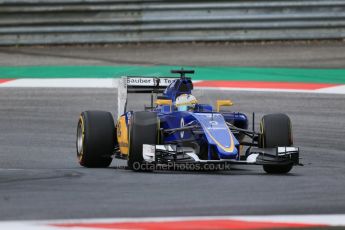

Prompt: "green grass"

[1,66,345,84]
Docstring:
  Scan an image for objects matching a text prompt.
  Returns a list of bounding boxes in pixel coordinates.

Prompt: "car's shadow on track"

[109,166,300,176]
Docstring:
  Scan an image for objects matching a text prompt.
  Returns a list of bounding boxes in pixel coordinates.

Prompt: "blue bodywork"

[153,77,248,160]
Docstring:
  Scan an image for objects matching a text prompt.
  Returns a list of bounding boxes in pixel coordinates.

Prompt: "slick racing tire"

[77,111,115,168]
[259,113,293,174]
[128,112,158,171]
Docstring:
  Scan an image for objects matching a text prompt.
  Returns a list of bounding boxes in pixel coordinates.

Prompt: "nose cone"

[193,113,239,158]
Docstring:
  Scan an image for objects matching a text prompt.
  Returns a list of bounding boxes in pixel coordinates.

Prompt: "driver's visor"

[177,105,194,111]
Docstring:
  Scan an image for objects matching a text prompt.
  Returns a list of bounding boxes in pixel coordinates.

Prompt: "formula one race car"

[76,69,301,174]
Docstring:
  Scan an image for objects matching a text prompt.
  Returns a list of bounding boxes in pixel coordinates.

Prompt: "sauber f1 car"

[76,69,301,174]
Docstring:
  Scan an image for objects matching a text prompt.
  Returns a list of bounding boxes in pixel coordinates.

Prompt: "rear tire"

[128,112,158,171]
[259,113,293,174]
[77,111,115,168]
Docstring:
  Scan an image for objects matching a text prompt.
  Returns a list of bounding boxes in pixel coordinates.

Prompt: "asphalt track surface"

[0,88,345,221]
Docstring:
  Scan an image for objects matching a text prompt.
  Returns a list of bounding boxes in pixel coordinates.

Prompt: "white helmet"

[175,94,198,111]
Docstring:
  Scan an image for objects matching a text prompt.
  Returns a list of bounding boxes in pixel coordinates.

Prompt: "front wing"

[142,144,301,166]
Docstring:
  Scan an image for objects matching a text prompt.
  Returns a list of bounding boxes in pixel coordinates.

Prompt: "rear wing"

[117,76,178,118]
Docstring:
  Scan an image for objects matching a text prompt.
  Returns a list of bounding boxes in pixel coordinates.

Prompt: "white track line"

[232,214,345,226]
[195,86,315,93]
[1,214,345,230]
[0,78,118,88]
[194,86,345,94]
[316,84,345,94]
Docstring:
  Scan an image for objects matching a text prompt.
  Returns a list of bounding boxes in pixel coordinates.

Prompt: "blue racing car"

[76,69,301,174]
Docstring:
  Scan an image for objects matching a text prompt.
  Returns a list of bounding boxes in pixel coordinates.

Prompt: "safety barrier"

[0,0,344,45]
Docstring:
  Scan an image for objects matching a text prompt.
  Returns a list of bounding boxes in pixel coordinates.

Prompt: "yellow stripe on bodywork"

[260,119,264,148]
[117,116,129,155]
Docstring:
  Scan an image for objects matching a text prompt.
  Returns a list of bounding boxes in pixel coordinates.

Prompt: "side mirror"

[216,100,233,112]
[155,99,173,112]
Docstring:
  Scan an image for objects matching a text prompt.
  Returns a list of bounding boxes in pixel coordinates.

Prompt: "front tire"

[128,112,158,171]
[77,111,115,168]
[259,113,293,174]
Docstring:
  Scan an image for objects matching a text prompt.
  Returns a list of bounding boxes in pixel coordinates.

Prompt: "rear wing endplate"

[117,76,178,118]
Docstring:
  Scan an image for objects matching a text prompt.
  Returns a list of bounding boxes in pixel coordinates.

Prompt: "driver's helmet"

[175,94,198,112]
